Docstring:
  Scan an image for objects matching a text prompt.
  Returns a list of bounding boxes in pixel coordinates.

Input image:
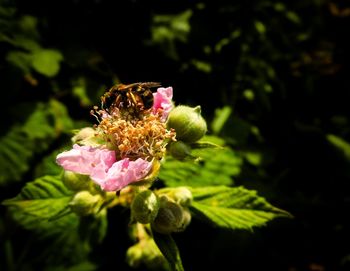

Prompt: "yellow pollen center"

[95,107,175,161]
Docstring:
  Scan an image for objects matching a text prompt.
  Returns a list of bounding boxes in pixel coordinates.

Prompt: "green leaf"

[22,105,56,140]
[47,99,74,133]
[31,49,63,77]
[0,127,32,185]
[211,106,232,135]
[151,10,192,59]
[190,141,222,149]
[153,231,184,271]
[6,51,32,72]
[254,21,266,34]
[286,11,301,24]
[72,77,93,106]
[242,150,263,166]
[327,134,350,161]
[189,186,291,230]
[2,175,96,267]
[190,59,212,73]
[210,110,254,146]
[18,15,39,38]
[160,148,242,187]
[197,135,226,146]
[10,35,41,51]
[3,175,73,221]
[34,149,65,178]
[0,100,73,185]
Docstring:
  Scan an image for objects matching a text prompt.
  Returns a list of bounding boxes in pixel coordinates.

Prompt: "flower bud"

[172,187,193,206]
[157,187,193,206]
[69,191,102,216]
[62,171,92,191]
[167,141,191,160]
[131,190,160,224]
[175,207,191,232]
[151,198,191,234]
[166,105,207,143]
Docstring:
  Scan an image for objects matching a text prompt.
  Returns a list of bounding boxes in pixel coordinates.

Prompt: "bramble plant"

[2,84,291,270]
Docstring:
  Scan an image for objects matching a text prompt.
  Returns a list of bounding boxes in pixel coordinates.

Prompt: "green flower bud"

[151,198,191,234]
[157,187,193,206]
[172,187,193,206]
[69,191,102,216]
[167,105,207,143]
[131,190,160,224]
[62,171,92,191]
[167,141,191,160]
[175,207,191,232]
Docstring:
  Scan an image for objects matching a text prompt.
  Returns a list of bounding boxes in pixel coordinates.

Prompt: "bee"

[101,82,161,111]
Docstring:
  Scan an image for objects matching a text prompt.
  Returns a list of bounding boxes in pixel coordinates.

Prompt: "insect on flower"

[57,85,175,192]
[101,82,161,111]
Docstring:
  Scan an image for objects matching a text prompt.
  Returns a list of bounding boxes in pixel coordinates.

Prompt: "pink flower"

[153,87,174,121]
[56,144,116,175]
[91,158,152,191]
[56,145,152,191]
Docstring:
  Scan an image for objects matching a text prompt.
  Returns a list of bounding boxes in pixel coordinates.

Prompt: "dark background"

[1,0,350,270]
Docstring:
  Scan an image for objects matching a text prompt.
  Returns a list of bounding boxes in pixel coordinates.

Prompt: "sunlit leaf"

[327,134,350,161]
[160,148,242,187]
[31,49,63,77]
[211,106,232,135]
[22,104,56,140]
[254,21,266,34]
[190,186,291,230]
[1,175,101,267]
[72,77,93,106]
[197,135,226,146]
[243,151,263,166]
[2,175,72,221]
[190,59,212,73]
[243,89,255,101]
[286,11,301,24]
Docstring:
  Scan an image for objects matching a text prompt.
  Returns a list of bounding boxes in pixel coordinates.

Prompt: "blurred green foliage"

[1,0,350,270]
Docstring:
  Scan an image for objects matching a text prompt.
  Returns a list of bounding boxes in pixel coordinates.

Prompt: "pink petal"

[56,144,116,175]
[153,87,174,121]
[91,158,152,191]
